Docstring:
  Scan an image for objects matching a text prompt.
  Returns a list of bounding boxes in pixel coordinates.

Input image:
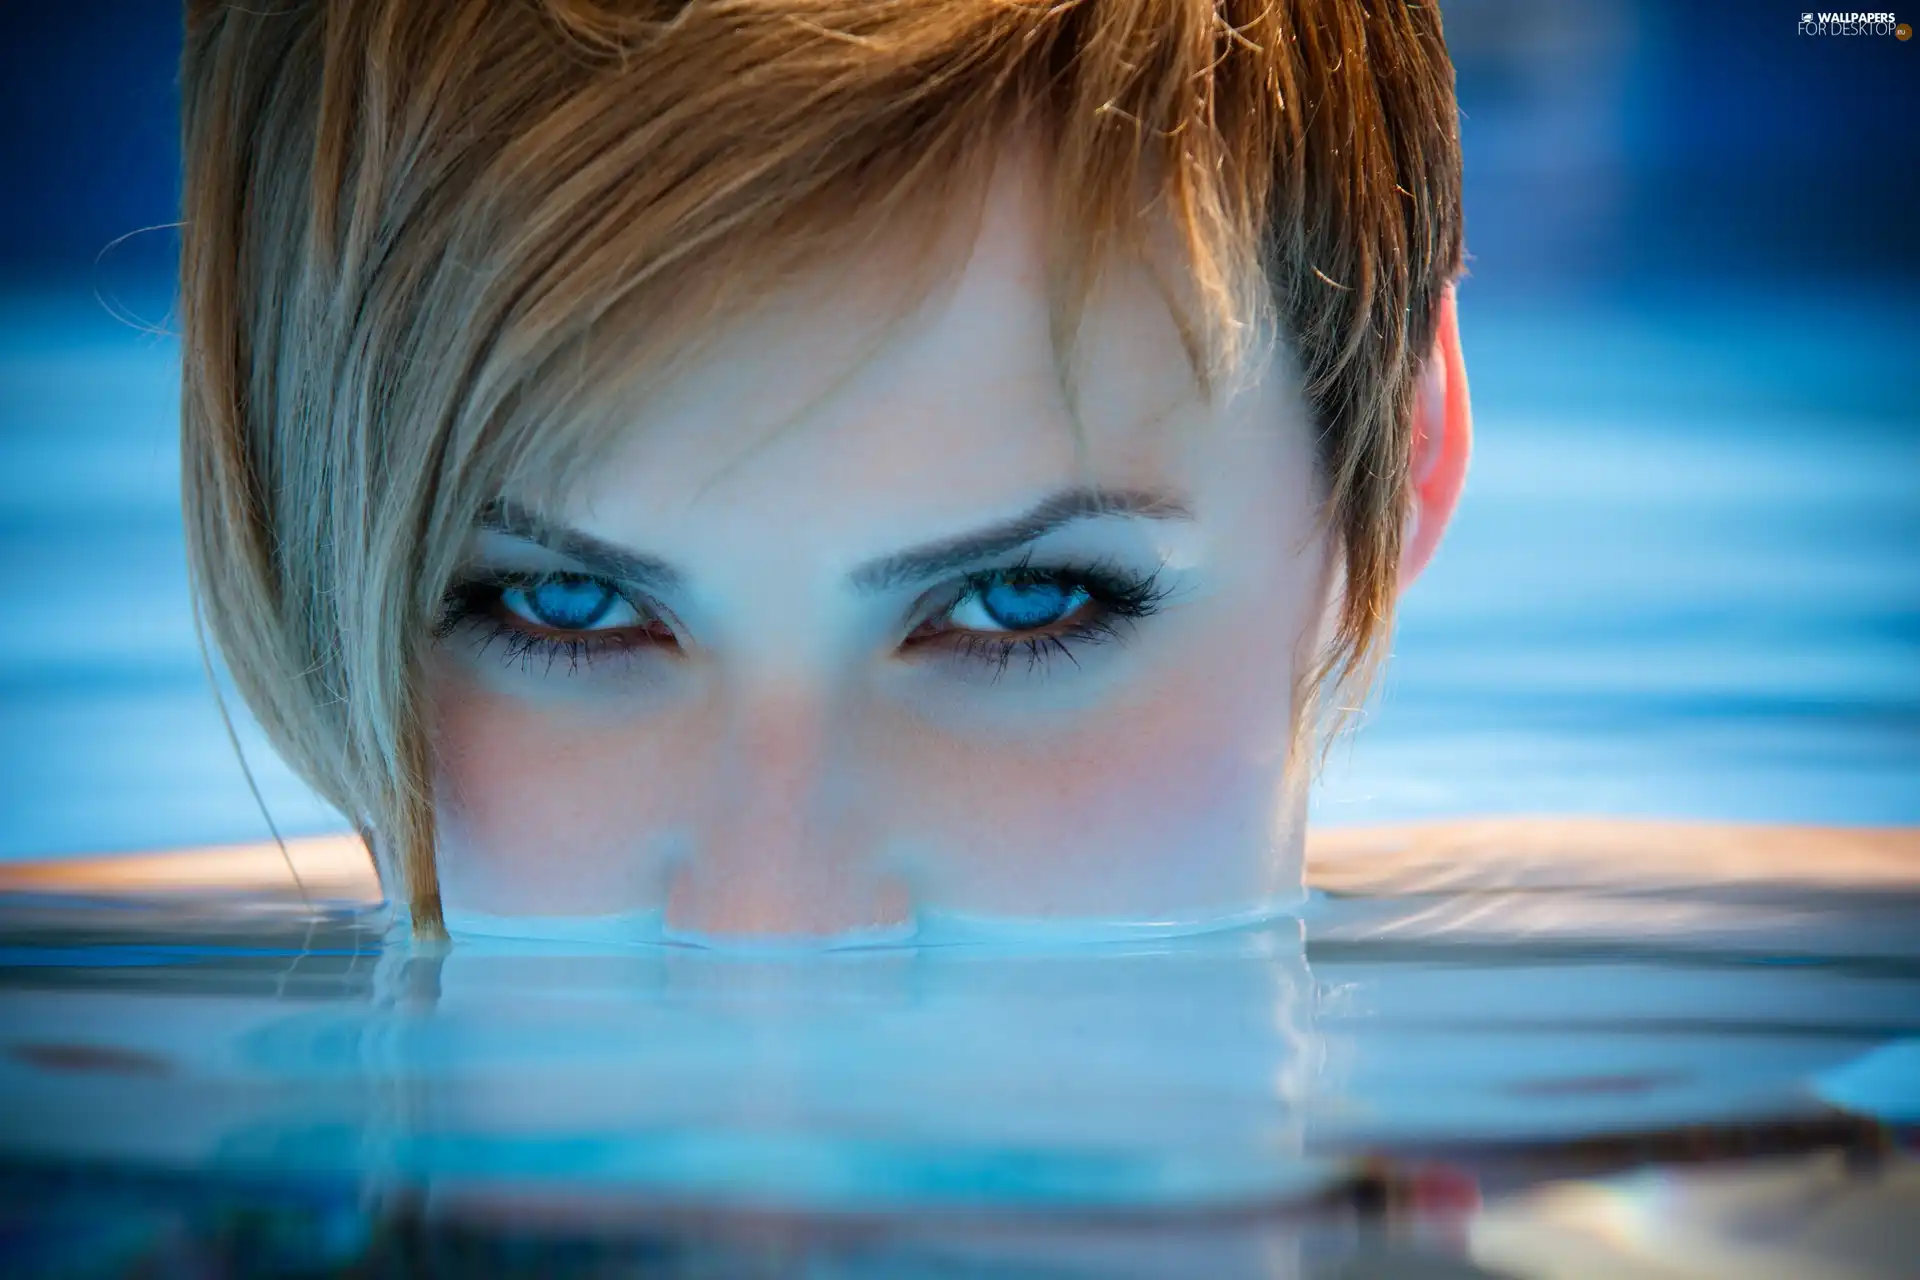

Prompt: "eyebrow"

[480,500,686,593]
[478,486,1194,596]
[847,486,1194,592]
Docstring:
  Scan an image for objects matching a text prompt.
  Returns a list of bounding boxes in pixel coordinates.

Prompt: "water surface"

[3,842,1916,1275]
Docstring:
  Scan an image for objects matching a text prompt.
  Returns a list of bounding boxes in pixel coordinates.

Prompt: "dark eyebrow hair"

[846,486,1194,592]
[478,486,1193,596]
[480,499,686,593]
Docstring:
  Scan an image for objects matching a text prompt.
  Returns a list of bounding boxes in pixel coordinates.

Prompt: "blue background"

[1,1,1916,857]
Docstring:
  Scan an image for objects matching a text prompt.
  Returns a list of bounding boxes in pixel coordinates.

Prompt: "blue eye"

[915,561,1175,681]
[499,575,640,632]
[435,558,1173,683]
[950,578,1091,633]
[432,570,674,677]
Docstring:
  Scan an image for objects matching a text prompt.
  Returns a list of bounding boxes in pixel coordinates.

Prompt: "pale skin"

[413,148,1474,947]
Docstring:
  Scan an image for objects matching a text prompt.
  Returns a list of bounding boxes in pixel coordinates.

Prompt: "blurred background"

[0,0,1915,860]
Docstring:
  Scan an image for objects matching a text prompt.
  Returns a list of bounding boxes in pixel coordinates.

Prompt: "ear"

[1399,284,1472,586]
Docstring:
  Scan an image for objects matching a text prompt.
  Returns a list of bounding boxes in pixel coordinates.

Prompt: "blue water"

[1,874,1915,1274]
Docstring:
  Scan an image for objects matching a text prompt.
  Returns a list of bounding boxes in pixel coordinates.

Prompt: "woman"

[176,0,1470,944]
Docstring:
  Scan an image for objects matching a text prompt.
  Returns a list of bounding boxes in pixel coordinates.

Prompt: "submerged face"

[421,150,1338,946]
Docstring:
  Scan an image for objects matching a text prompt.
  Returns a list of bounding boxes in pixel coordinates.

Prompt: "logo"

[1798,10,1905,34]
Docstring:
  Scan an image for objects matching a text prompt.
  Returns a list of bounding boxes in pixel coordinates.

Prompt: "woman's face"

[422,150,1339,946]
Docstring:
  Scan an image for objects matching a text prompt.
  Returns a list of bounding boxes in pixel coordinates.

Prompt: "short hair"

[179,0,1463,936]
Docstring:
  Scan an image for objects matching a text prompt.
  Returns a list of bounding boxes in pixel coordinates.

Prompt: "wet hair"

[179,0,1463,936]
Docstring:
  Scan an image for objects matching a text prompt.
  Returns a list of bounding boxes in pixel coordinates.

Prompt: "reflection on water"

[1,845,1915,1276]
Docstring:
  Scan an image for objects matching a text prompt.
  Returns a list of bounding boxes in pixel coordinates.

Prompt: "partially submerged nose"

[660,685,914,947]
[663,860,915,949]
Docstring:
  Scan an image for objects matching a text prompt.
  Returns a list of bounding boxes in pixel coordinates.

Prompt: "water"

[2,861,1916,1275]
[1,284,1917,1274]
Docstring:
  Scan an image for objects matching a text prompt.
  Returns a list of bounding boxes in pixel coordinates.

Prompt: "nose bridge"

[721,680,835,818]
[663,676,910,943]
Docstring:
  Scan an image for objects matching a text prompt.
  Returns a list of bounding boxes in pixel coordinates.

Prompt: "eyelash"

[430,555,1174,682]
[921,555,1175,680]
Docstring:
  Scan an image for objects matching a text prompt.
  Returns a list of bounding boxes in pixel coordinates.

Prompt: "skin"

[420,146,1472,947]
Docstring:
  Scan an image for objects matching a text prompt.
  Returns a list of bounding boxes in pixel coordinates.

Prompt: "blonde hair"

[179,0,1463,937]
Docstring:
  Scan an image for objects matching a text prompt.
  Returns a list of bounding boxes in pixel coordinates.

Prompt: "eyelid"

[911,555,1174,641]
[947,553,1156,598]
[476,566,642,599]
[468,564,634,594]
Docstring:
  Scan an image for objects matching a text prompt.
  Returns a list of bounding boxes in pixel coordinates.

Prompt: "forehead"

[552,147,1286,556]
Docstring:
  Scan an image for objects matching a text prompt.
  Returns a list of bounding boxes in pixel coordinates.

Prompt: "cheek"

[425,670,699,913]
[895,630,1308,914]
[904,531,1328,914]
